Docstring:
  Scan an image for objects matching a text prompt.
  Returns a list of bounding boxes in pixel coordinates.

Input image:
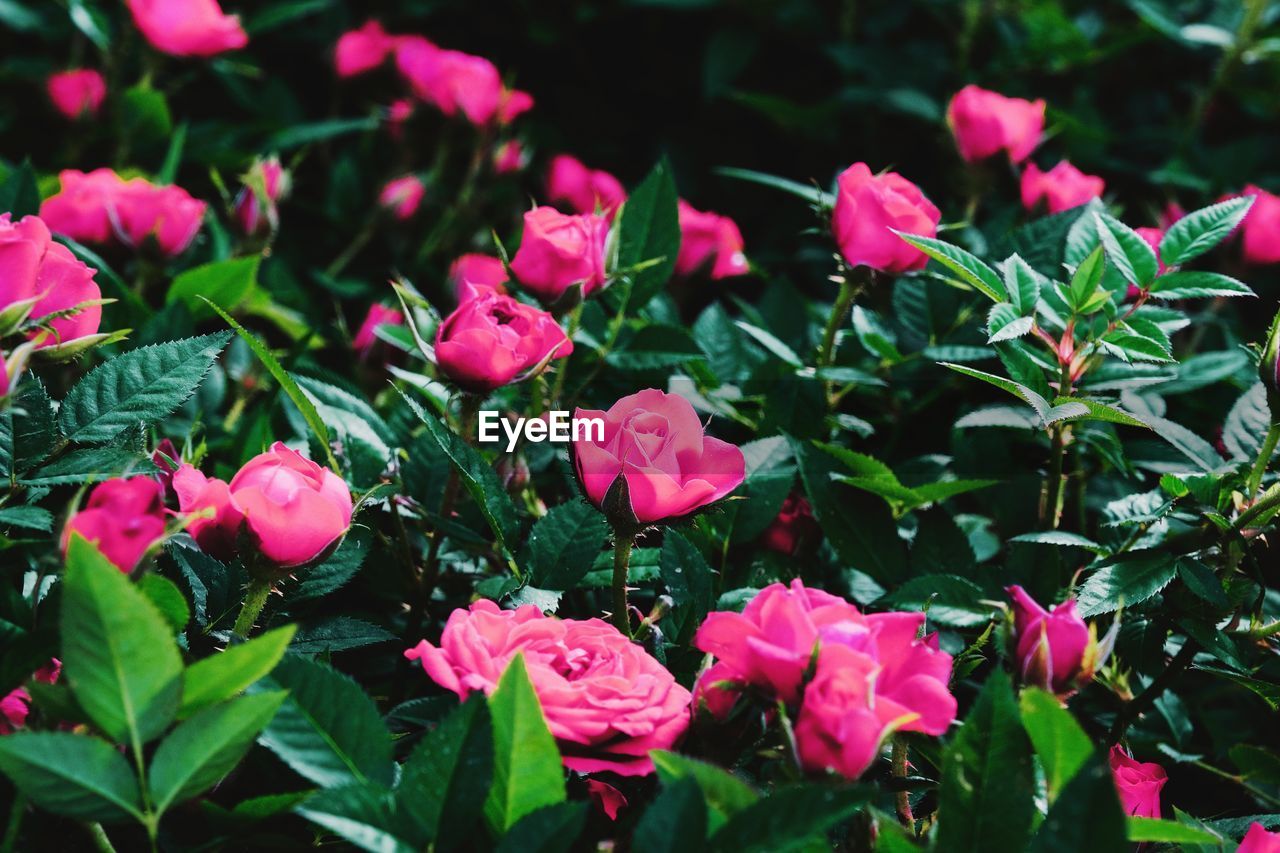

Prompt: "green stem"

[86,822,117,853]
[1041,425,1068,529]
[891,736,915,833]
[611,533,635,636]
[1,794,24,853]
[1245,423,1280,500]
[325,215,380,279]
[1108,639,1198,744]
[231,577,273,639]
[1235,481,1280,532]
[548,303,583,407]
[816,273,861,370]
[419,395,481,608]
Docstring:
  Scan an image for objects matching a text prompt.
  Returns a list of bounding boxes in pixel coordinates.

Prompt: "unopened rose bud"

[495,452,530,493]
[1007,585,1111,698]
[234,157,289,238]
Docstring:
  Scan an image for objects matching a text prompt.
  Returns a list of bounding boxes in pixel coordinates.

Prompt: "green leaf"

[167,257,260,316]
[181,625,296,718]
[1019,688,1093,801]
[938,671,1035,852]
[1094,212,1159,288]
[399,695,493,847]
[0,505,53,532]
[295,784,421,853]
[0,732,143,823]
[1148,271,1255,300]
[987,304,1034,344]
[735,320,804,367]
[148,691,287,815]
[0,160,40,218]
[896,233,1004,302]
[1126,816,1221,844]
[1068,246,1106,310]
[136,575,190,633]
[661,529,716,641]
[1143,415,1222,472]
[1159,197,1254,266]
[1053,397,1149,428]
[58,333,232,445]
[19,446,151,487]
[715,167,831,206]
[1008,530,1106,554]
[494,802,588,853]
[267,117,381,150]
[708,785,870,853]
[651,751,757,834]
[61,536,184,746]
[634,777,709,852]
[255,655,395,788]
[879,575,992,627]
[941,363,1050,423]
[615,159,681,309]
[1028,753,1128,853]
[524,500,609,591]
[484,655,566,834]
[1076,555,1179,617]
[1003,255,1043,315]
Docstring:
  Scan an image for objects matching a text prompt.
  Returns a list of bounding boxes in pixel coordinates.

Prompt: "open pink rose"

[509,206,610,304]
[126,0,248,57]
[833,163,940,274]
[234,157,288,238]
[435,289,572,393]
[62,477,167,572]
[546,155,626,219]
[224,442,353,570]
[173,463,243,561]
[947,85,1045,163]
[353,303,404,360]
[1020,161,1105,214]
[449,253,509,296]
[47,70,106,120]
[40,169,206,257]
[1238,186,1280,266]
[1239,823,1280,853]
[0,660,59,736]
[39,169,121,245]
[335,20,396,78]
[379,175,424,220]
[572,389,744,525]
[1109,745,1166,818]
[406,599,692,776]
[0,214,103,349]
[394,38,504,125]
[675,200,749,279]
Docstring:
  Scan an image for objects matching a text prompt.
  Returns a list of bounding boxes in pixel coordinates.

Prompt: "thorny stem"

[611,533,635,636]
[1244,423,1280,502]
[232,577,273,639]
[892,736,916,833]
[816,271,865,371]
[1041,362,1073,529]
[1108,639,1199,744]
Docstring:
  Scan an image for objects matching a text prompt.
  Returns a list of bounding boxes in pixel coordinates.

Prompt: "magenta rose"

[62,477,167,572]
[0,660,59,736]
[761,492,819,555]
[47,70,106,120]
[0,213,103,349]
[352,303,404,361]
[435,289,572,393]
[571,389,745,526]
[1108,745,1166,818]
[449,253,509,296]
[832,163,941,274]
[379,175,425,220]
[546,155,626,219]
[1020,160,1105,214]
[335,20,396,78]
[406,599,692,776]
[394,37,504,125]
[39,169,122,245]
[675,200,750,279]
[493,140,526,175]
[234,157,288,238]
[1239,823,1280,853]
[173,463,243,561]
[1007,585,1105,697]
[40,169,206,257]
[509,206,610,304]
[498,89,534,125]
[1237,185,1280,266]
[946,85,1045,163]
[126,0,247,57]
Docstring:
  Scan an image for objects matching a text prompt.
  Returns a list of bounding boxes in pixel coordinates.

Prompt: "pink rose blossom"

[379,175,425,220]
[62,477,167,572]
[47,70,107,120]
[0,214,103,349]
[493,140,526,175]
[394,38,504,125]
[1237,186,1280,266]
[947,85,1045,163]
[546,155,626,219]
[1020,161,1105,215]
[498,89,534,125]
[434,289,572,393]
[353,303,404,360]
[335,20,396,78]
[1007,585,1099,697]
[40,169,206,257]
[173,463,243,561]
[509,206,610,304]
[1239,823,1280,853]
[1109,745,1166,818]
[126,0,248,58]
[832,163,940,274]
[675,200,749,279]
[449,253,509,297]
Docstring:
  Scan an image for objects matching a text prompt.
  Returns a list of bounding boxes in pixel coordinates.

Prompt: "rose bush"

[1,0,1280,850]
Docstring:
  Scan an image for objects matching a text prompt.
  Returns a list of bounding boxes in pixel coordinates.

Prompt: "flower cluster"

[41,169,206,258]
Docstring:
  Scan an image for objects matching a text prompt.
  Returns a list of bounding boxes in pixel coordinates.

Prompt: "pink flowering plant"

[4,1,1280,850]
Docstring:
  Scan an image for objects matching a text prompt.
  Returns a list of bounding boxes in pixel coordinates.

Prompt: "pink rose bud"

[946,85,1045,164]
[386,98,414,138]
[0,660,57,735]
[1238,185,1280,266]
[0,213,103,349]
[61,477,167,572]
[571,388,745,526]
[394,38,504,125]
[832,163,941,274]
[334,20,396,78]
[126,0,248,58]
[509,206,610,305]
[1020,160,1105,214]
[434,289,572,393]
[675,200,750,279]
[1109,745,1167,818]
[379,175,425,220]
[1238,822,1280,853]
[692,660,744,722]
[492,140,526,175]
[498,88,534,125]
[449,253,509,297]
[234,157,288,238]
[546,155,626,219]
[40,169,206,257]
[405,599,692,776]
[1159,202,1186,230]
[1007,585,1104,696]
[47,70,107,120]
[173,463,244,561]
[761,493,819,555]
[352,303,404,361]
[151,438,180,500]
[226,442,353,573]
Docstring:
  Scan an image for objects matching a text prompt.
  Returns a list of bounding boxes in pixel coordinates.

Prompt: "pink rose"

[546,155,626,219]
[0,660,59,735]
[692,660,743,722]
[1126,227,1167,299]
[234,157,288,238]
[449,253,509,296]
[126,0,248,58]
[0,213,51,309]
[0,214,103,349]
[39,169,122,245]
[1020,161,1105,215]
[386,98,414,138]
[571,389,745,525]
[405,599,692,776]
[353,303,404,361]
[335,20,396,78]
[40,169,206,257]
[62,477,167,572]
[1108,745,1166,818]
[173,463,243,561]
[832,163,941,274]
[1007,585,1100,697]
[761,493,818,555]
[509,206,610,304]
[225,442,353,570]
[1238,185,1280,266]
[585,779,628,820]
[675,200,750,279]
[946,85,1045,163]
[379,175,424,220]
[493,140,526,175]
[47,70,107,120]
[498,89,534,125]
[394,38,503,125]
[1239,823,1280,853]
[434,289,571,393]
[695,581,955,730]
